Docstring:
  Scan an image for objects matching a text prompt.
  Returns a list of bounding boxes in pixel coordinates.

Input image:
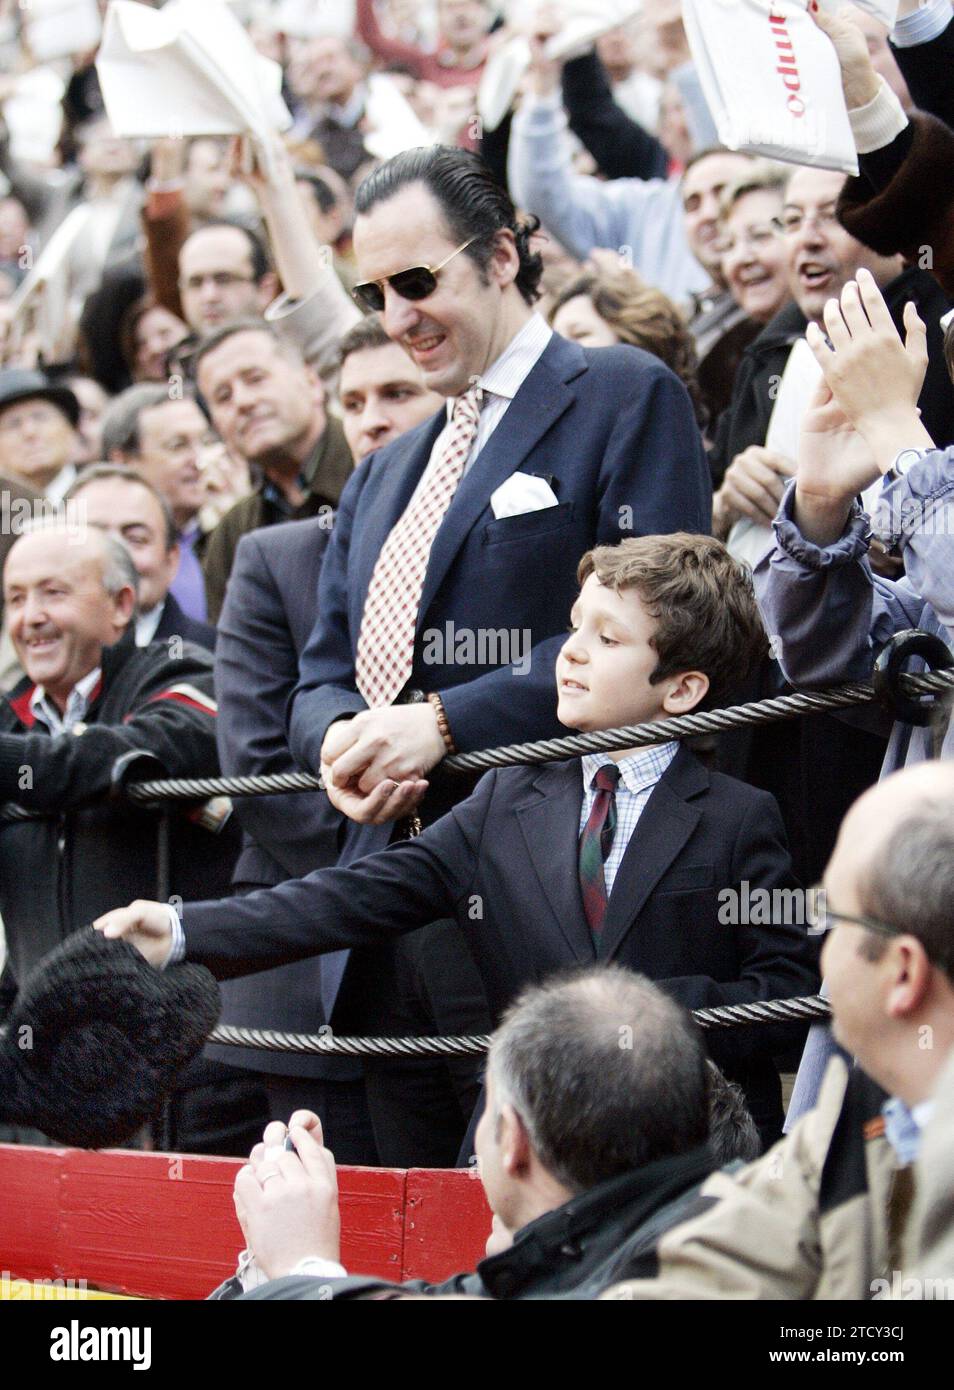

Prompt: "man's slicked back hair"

[353,146,544,305]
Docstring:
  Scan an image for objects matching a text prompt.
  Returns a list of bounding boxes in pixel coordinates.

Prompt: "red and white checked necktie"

[355,386,483,708]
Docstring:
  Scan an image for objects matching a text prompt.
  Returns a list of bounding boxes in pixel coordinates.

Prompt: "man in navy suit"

[287,148,711,835]
[243,148,711,1163]
[65,468,217,653]
[205,517,374,1164]
[98,535,819,1149]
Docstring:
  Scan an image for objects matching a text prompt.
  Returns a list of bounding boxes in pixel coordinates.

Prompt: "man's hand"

[806,269,935,469]
[319,704,444,825]
[809,3,881,110]
[526,4,563,97]
[712,447,796,536]
[233,1112,341,1281]
[150,137,186,186]
[92,900,173,968]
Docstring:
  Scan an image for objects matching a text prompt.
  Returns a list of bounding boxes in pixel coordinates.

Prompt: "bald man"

[601,762,954,1301]
[0,523,266,1153]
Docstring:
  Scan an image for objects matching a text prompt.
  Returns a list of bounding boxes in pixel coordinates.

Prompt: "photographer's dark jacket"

[0,628,236,988]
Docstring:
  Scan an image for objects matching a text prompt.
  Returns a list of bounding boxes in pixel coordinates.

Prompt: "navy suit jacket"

[288,334,712,861]
[183,747,819,1121]
[153,593,217,653]
[209,518,355,1079]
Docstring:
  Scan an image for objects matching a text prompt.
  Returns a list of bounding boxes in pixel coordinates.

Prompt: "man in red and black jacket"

[0,520,265,1153]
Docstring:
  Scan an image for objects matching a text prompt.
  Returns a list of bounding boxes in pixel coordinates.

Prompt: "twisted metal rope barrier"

[206,994,832,1056]
[125,667,954,804]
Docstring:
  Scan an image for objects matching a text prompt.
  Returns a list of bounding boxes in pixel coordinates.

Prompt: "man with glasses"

[177,223,279,338]
[710,165,954,519]
[603,759,954,1301]
[278,145,710,1167]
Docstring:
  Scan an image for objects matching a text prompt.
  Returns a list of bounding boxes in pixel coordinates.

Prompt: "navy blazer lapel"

[514,760,596,964]
[599,748,709,961]
[415,338,587,627]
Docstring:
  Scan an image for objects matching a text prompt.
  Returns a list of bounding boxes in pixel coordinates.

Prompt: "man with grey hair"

[0,520,262,1153]
[207,967,753,1301]
[102,383,218,624]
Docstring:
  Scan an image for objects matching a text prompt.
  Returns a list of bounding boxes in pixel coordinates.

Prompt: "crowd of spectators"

[0,0,953,1301]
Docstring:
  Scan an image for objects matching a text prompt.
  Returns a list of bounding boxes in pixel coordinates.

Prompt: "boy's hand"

[93,900,173,968]
[234,1112,341,1280]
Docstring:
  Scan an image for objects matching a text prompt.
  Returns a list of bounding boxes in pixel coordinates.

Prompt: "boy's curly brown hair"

[577,534,769,705]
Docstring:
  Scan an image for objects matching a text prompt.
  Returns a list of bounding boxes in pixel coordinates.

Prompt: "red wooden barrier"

[0,1144,491,1299]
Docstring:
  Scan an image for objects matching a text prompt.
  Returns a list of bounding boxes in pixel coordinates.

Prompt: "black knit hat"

[0,929,220,1148]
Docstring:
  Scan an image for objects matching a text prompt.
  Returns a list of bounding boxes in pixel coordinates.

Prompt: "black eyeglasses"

[351,237,478,313]
[805,886,903,942]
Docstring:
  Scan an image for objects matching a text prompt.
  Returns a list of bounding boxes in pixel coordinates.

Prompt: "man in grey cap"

[0,368,82,506]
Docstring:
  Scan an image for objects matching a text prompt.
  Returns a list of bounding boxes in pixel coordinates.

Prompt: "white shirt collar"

[45,463,78,507]
[29,665,102,735]
[447,313,553,417]
[135,600,165,648]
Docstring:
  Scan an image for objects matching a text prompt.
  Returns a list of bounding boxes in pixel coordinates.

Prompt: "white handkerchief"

[490,473,560,519]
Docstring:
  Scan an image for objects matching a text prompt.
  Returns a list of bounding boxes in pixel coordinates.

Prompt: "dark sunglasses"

[351,237,478,313]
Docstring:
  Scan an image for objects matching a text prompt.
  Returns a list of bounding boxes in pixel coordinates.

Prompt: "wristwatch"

[891,448,930,477]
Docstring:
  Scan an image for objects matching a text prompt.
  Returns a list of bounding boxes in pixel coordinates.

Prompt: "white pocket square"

[490,473,560,520]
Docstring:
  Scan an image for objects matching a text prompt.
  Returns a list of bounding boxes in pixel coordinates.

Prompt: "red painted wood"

[402,1168,492,1283]
[0,1146,491,1297]
[0,1146,62,1287]
[0,1146,407,1299]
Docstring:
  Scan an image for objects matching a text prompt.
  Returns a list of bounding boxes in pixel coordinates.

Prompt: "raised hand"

[805,269,934,471]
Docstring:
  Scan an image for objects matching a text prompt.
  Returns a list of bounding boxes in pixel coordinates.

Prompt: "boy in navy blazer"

[99,535,819,1147]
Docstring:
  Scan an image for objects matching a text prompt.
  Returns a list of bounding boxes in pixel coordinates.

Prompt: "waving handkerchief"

[96,0,291,143]
[682,0,858,173]
[479,0,643,132]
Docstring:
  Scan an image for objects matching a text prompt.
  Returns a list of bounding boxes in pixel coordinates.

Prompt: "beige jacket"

[902,1047,954,1295]
[603,1057,916,1301]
